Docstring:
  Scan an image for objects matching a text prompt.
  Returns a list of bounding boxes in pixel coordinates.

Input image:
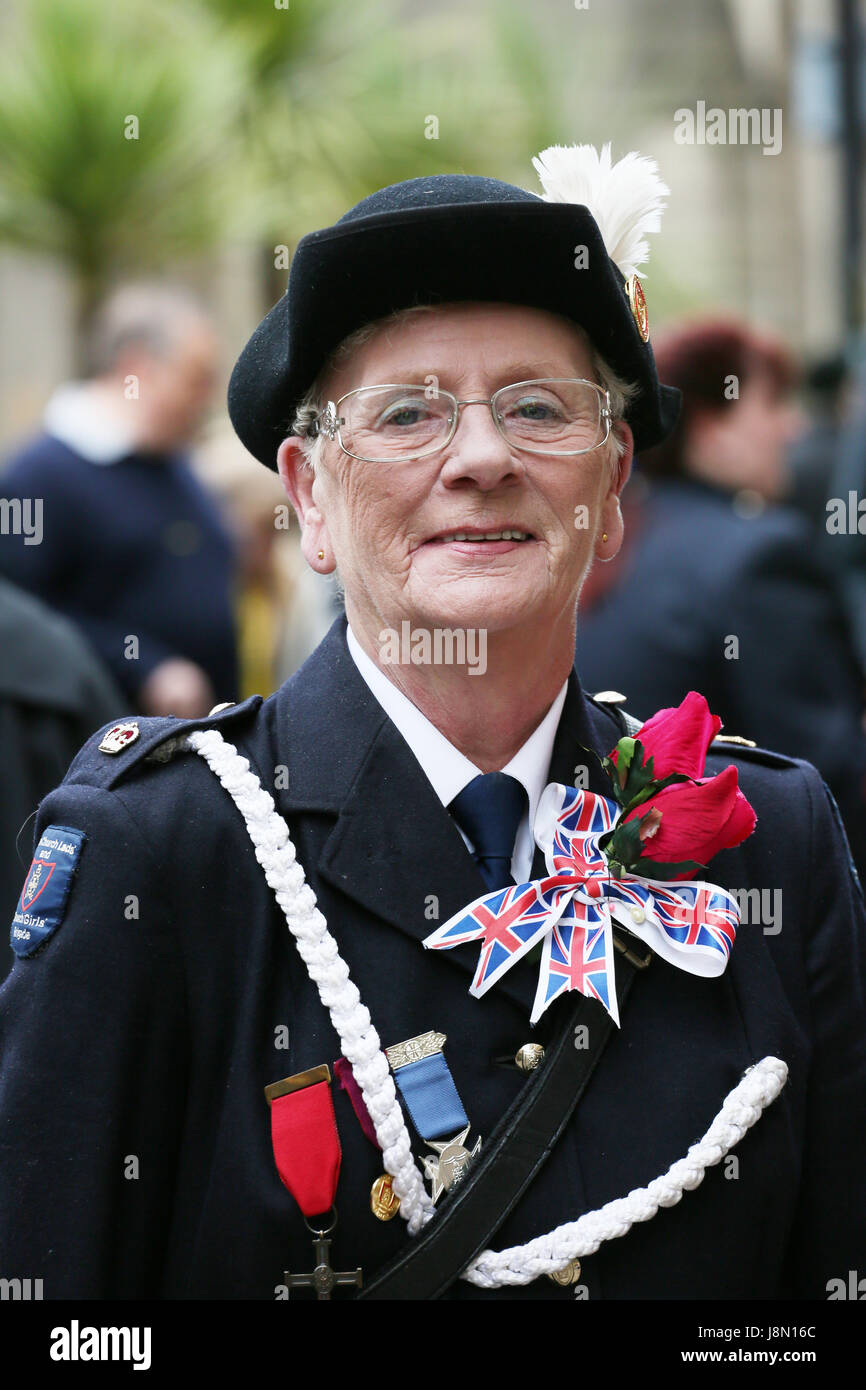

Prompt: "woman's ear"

[595,423,634,561]
[277,437,335,573]
[610,422,634,498]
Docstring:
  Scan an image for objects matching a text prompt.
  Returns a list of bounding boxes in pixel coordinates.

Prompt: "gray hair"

[85,282,211,377]
[289,303,638,472]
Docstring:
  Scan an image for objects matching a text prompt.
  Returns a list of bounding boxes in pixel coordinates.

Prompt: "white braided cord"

[462,1056,788,1287]
[186,728,435,1234]
[186,728,788,1288]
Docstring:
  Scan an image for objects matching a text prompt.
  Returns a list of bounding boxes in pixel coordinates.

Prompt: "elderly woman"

[1,148,864,1303]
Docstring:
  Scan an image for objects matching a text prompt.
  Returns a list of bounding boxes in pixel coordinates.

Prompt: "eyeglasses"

[305,379,613,463]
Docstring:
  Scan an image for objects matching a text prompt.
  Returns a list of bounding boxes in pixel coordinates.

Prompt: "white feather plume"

[531,142,669,279]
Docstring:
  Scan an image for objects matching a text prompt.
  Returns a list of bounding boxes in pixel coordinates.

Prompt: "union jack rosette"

[423,692,757,1025]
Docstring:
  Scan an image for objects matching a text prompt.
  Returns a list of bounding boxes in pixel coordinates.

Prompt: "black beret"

[227,173,680,469]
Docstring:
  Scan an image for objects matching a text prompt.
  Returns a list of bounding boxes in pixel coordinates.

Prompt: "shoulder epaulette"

[704,737,801,771]
[65,695,264,791]
[591,691,802,771]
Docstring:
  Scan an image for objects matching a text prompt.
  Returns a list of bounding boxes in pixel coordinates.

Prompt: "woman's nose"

[439,400,520,483]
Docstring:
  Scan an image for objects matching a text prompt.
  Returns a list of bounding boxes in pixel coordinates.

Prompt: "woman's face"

[688,370,805,501]
[280,302,632,653]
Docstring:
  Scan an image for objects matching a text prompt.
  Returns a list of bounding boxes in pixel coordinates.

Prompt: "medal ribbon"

[333,1056,380,1149]
[390,1052,468,1143]
[270,1075,341,1218]
[334,1055,404,1222]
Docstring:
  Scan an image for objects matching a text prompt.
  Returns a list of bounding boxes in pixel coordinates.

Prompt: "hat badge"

[625,274,650,343]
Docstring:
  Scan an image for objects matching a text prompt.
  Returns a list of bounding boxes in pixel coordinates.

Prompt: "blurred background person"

[784,352,853,533]
[194,425,340,696]
[576,316,866,878]
[0,283,239,717]
[0,574,124,978]
[821,354,866,677]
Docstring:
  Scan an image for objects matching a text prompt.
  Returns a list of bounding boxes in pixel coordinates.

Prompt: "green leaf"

[614,736,636,786]
[600,755,626,806]
[618,770,694,818]
[618,742,656,800]
[604,814,646,872]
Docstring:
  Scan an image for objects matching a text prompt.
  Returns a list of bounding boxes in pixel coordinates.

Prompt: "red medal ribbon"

[270,1076,341,1218]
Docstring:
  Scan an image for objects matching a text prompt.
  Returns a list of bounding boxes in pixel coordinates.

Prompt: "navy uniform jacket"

[1,617,865,1300]
[575,477,866,883]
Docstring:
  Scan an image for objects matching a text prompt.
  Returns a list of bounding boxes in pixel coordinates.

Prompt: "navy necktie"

[449,772,528,892]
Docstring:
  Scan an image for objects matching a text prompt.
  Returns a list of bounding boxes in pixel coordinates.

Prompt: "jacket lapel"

[528,680,622,878]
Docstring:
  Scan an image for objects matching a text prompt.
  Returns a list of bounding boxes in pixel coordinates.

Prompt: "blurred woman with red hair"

[576,316,866,880]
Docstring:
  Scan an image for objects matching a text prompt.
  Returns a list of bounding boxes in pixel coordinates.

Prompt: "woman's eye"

[386,408,422,426]
[379,400,430,428]
[511,397,562,421]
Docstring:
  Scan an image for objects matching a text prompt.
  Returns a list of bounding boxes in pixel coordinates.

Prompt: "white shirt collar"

[346,623,568,881]
[43,382,138,466]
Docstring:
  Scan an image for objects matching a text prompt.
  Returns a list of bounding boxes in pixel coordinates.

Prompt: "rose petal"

[624,765,757,872]
[632,691,723,781]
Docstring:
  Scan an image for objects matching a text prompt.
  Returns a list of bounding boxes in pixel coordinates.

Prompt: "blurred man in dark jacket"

[0,283,239,716]
[0,576,123,977]
[576,318,866,880]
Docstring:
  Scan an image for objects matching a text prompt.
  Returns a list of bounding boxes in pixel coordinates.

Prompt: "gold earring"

[601,532,608,542]
[317,549,325,560]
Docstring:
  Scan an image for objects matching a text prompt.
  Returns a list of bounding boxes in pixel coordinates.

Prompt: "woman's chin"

[403,587,552,638]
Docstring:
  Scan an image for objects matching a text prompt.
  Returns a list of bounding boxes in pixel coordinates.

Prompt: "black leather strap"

[357,954,638,1300]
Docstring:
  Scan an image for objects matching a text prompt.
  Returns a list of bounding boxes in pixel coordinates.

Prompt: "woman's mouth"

[436,529,533,542]
[425,527,537,554]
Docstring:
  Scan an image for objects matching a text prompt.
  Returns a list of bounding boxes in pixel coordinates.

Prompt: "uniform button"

[515,1043,545,1072]
[548,1258,582,1285]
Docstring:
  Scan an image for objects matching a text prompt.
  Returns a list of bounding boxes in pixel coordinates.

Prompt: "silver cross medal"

[285,1235,362,1300]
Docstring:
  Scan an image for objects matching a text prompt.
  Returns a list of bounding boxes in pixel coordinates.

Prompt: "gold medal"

[370,1173,401,1221]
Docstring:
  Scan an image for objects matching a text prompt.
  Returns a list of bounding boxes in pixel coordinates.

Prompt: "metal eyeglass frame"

[307,378,613,463]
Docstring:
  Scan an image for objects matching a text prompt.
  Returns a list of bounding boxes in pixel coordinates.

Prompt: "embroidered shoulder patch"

[11,825,86,958]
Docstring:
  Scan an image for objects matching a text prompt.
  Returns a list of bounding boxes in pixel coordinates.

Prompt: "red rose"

[617,692,757,878]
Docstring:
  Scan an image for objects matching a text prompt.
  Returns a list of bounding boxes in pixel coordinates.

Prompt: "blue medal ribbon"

[386,1031,481,1203]
[391,1051,468,1143]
